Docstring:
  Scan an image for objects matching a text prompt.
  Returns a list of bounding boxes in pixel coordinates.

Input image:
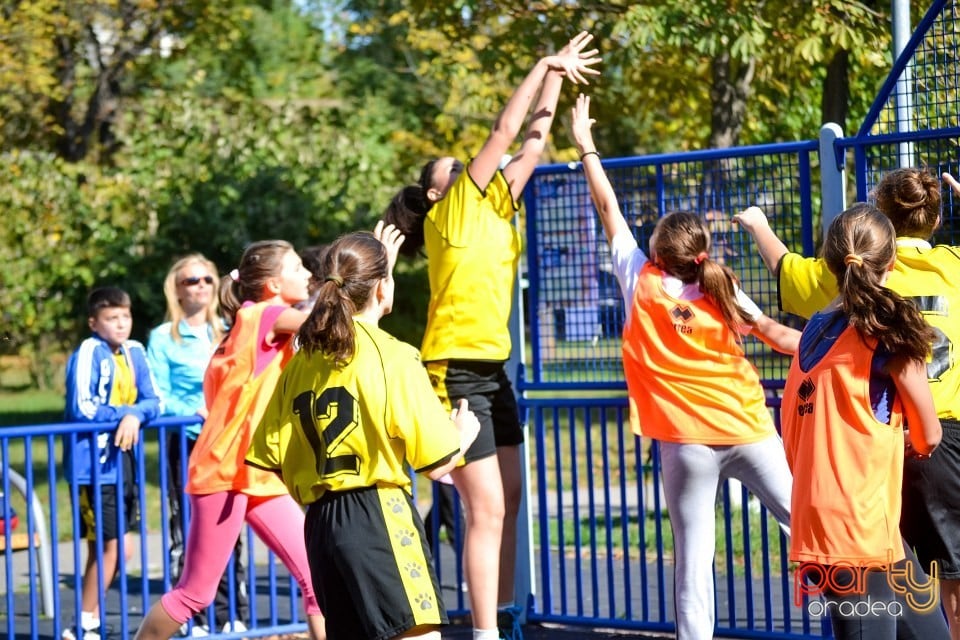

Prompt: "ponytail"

[699,259,755,335]
[382,159,438,258]
[824,204,935,362]
[220,240,294,328]
[297,232,388,364]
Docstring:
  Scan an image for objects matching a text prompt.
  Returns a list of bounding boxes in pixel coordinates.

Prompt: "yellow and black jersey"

[246,319,461,505]
[779,240,960,419]
[422,168,521,362]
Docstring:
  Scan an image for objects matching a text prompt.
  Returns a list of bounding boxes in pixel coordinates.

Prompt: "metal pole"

[819,123,847,233]
[893,0,915,167]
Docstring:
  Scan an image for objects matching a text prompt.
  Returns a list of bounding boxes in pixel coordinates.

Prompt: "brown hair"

[297,232,388,363]
[652,211,754,334]
[823,203,935,362]
[162,253,224,344]
[87,286,131,317]
[873,167,941,239]
[382,160,437,257]
[219,240,294,327]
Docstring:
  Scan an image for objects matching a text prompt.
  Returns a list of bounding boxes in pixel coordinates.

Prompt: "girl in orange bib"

[781,204,943,639]
[571,94,799,640]
[136,240,325,639]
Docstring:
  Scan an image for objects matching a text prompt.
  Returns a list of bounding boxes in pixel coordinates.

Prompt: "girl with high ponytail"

[247,223,480,640]
[383,32,602,639]
[570,93,800,640]
[781,203,942,639]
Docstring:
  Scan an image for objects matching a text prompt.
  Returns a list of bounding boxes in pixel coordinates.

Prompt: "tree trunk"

[821,49,850,130]
[701,52,755,211]
[708,51,755,149]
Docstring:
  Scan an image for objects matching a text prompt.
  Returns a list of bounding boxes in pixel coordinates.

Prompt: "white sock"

[473,629,499,640]
[80,611,99,630]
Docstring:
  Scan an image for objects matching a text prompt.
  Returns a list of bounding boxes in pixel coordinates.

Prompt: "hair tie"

[694,251,708,265]
[325,274,344,288]
[229,268,240,281]
[844,253,864,267]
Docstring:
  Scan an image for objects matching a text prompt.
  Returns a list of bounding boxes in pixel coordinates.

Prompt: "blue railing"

[1,418,313,639]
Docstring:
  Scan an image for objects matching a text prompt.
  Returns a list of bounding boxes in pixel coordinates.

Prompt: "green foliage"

[0,150,150,387]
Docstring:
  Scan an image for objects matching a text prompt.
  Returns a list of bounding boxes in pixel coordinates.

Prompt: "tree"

[0,1,247,162]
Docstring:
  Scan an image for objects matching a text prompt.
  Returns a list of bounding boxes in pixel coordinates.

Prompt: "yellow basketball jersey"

[779,242,960,419]
[247,320,461,505]
[421,169,520,362]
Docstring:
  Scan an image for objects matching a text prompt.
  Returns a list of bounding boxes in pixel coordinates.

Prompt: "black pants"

[168,433,249,629]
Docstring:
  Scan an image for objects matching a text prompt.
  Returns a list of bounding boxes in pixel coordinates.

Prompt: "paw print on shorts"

[386,495,405,514]
[403,561,423,579]
[393,527,415,547]
[414,592,434,611]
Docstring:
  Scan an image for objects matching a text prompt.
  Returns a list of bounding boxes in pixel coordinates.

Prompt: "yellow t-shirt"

[247,320,461,505]
[779,240,960,419]
[421,168,521,362]
[110,352,137,406]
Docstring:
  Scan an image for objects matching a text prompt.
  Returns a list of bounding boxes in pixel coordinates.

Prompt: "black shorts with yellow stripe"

[305,485,448,640]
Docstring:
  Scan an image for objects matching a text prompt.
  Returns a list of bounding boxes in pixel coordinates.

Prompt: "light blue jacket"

[146,320,215,439]
[63,334,161,484]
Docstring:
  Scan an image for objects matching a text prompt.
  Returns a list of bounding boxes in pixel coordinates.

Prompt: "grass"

[536,499,788,578]
[0,389,65,427]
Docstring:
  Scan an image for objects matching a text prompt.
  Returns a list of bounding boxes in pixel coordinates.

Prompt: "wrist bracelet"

[580,150,600,162]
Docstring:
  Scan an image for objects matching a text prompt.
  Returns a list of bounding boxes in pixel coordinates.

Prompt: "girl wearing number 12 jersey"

[247,229,480,640]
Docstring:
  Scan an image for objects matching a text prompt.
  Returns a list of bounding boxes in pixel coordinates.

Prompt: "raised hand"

[570,94,597,154]
[374,220,405,275]
[942,172,960,197]
[545,31,601,85]
[732,206,771,233]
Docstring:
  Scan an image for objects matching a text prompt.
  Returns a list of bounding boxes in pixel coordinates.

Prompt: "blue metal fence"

[519,0,960,636]
[1,419,313,639]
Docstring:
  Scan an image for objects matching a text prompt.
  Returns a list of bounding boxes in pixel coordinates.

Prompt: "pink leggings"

[161,491,321,623]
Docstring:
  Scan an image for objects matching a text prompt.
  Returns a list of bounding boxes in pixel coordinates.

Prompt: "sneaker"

[221,620,247,633]
[497,605,524,640]
[178,623,209,637]
[61,625,101,640]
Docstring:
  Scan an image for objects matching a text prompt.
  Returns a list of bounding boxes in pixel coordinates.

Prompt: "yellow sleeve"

[387,345,461,472]
[778,252,838,319]
[245,379,286,472]
[486,170,520,220]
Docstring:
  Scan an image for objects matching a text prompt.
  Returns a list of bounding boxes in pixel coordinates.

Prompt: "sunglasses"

[180,275,214,286]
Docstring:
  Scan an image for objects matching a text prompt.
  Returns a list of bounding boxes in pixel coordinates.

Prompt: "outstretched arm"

[750,314,800,354]
[732,206,789,276]
[569,94,629,244]
[503,33,601,200]
[471,32,601,193]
